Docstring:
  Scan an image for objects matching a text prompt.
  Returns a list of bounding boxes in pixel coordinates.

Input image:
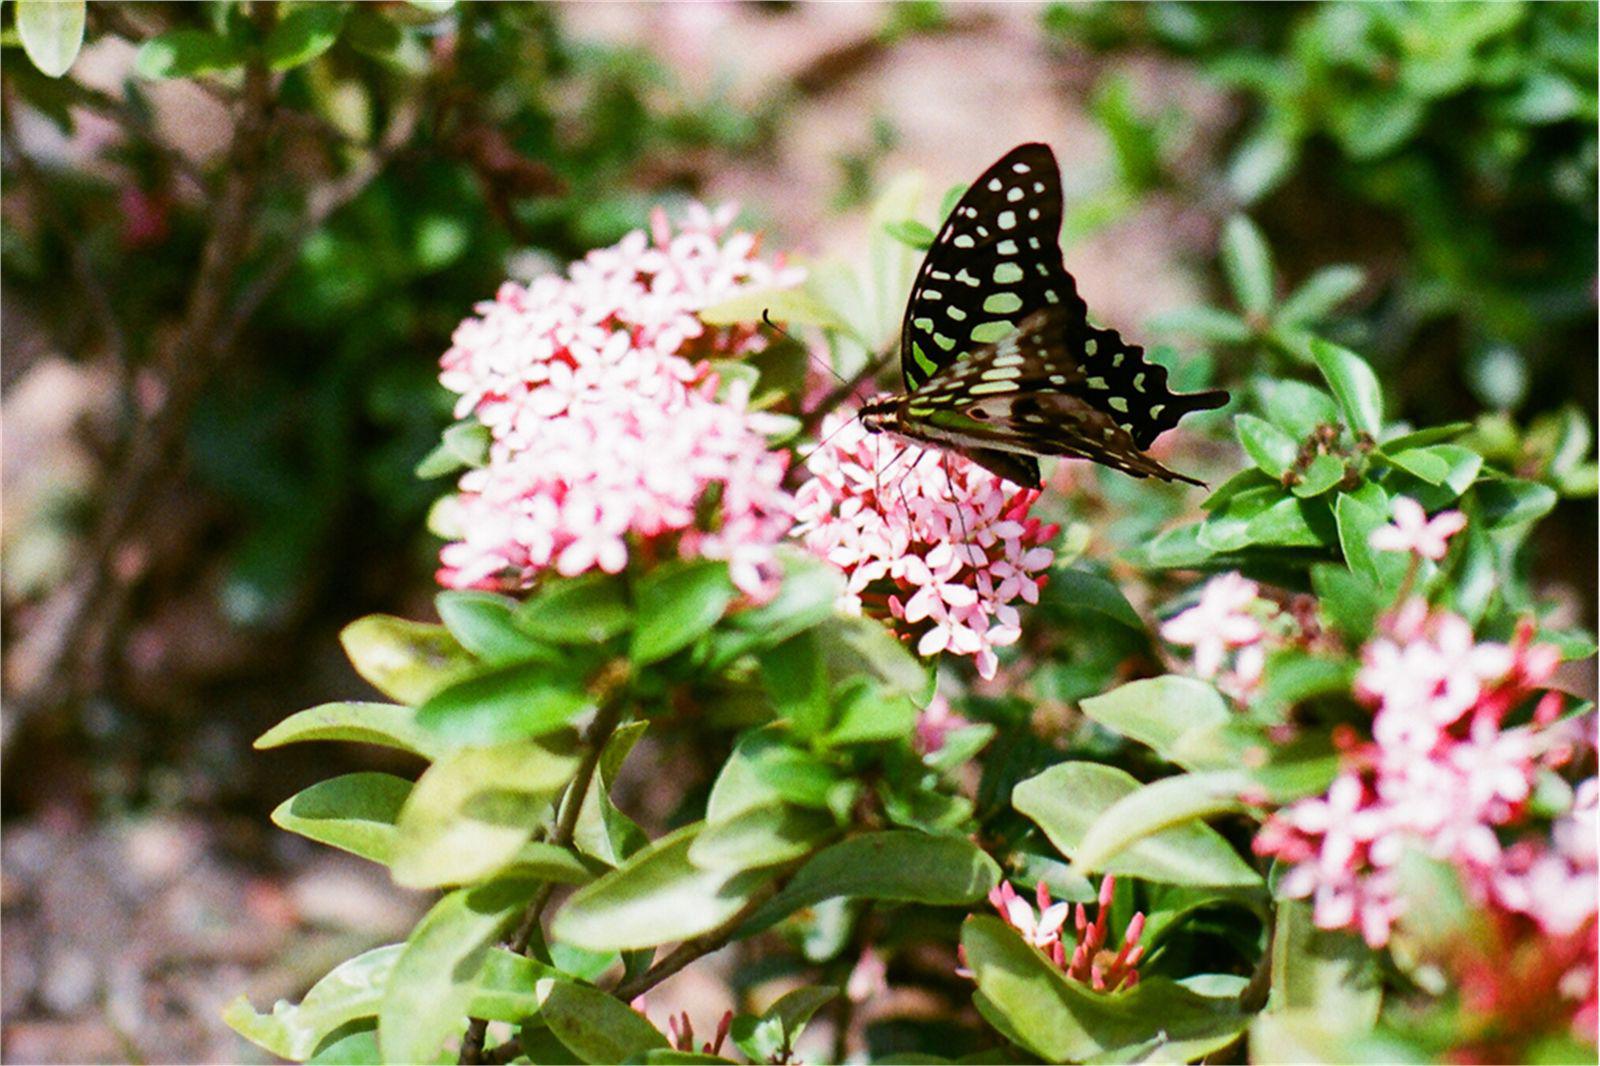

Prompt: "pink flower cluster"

[793,414,1057,679]
[985,877,1145,992]
[435,204,803,597]
[1255,601,1591,952]
[1160,572,1271,690]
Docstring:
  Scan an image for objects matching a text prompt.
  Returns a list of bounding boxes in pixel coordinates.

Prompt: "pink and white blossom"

[436,204,802,598]
[1368,496,1467,561]
[1160,572,1267,679]
[983,877,1145,992]
[793,414,1056,679]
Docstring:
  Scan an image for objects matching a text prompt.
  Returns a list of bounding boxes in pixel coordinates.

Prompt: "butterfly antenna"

[763,308,848,386]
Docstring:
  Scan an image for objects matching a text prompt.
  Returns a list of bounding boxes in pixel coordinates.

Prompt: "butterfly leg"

[941,451,978,567]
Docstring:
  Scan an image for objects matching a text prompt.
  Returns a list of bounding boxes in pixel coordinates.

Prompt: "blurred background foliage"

[0,2,1593,1061]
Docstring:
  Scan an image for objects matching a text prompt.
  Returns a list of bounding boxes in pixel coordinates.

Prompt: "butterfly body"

[864,143,1228,489]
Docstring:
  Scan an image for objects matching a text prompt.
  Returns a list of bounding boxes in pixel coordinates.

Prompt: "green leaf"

[883,218,936,250]
[1291,453,1345,498]
[1045,569,1144,631]
[1251,378,1341,439]
[1475,477,1558,530]
[1388,445,1483,510]
[553,824,770,952]
[1335,490,1398,590]
[378,879,536,1064]
[630,560,736,664]
[436,591,556,666]
[1276,265,1364,327]
[1270,899,1381,1025]
[741,831,999,933]
[710,549,843,665]
[1382,447,1450,485]
[224,946,551,1062]
[500,841,595,886]
[1311,563,1383,643]
[1227,124,1297,202]
[1235,414,1299,478]
[760,631,830,740]
[1013,763,1261,888]
[415,422,490,479]
[539,981,667,1065]
[821,678,918,747]
[390,739,580,889]
[1220,215,1275,317]
[134,28,247,79]
[414,661,593,746]
[688,803,835,873]
[823,616,932,700]
[225,946,403,1062]
[1309,339,1383,437]
[272,773,411,866]
[962,916,1250,1063]
[571,721,650,867]
[255,702,445,759]
[307,1023,378,1064]
[1145,306,1254,344]
[518,572,632,645]
[340,615,477,705]
[1249,1011,1428,1064]
[16,0,84,77]
[698,287,856,338]
[732,986,838,1063]
[1379,423,1472,452]
[1078,676,1230,768]
[264,3,346,70]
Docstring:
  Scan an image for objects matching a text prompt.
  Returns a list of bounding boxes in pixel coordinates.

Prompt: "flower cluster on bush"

[436,204,802,597]
[794,414,1058,679]
[981,877,1144,992]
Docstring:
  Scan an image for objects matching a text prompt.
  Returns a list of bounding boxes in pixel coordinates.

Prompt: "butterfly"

[857,142,1228,489]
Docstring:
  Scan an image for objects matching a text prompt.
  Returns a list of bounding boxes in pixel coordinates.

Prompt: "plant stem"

[460,694,629,1064]
[610,881,781,1003]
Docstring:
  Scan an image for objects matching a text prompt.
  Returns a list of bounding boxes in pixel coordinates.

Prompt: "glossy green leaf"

[1014,763,1261,888]
[883,218,936,250]
[1336,491,1395,590]
[1221,215,1276,317]
[435,591,554,666]
[1276,265,1364,327]
[539,981,667,1065]
[821,678,918,746]
[224,945,553,1062]
[16,0,85,77]
[255,702,445,760]
[1270,899,1381,1025]
[1045,568,1145,631]
[414,421,491,479]
[340,615,477,705]
[1309,339,1383,436]
[760,631,829,739]
[307,1023,378,1065]
[688,803,835,873]
[570,721,650,867]
[823,616,934,700]
[1078,676,1230,768]
[1250,1011,1428,1064]
[1475,477,1558,529]
[1291,452,1345,499]
[378,879,537,1064]
[414,661,593,746]
[264,4,346,70]
[1382,446,1450,486]
[732,985,838,1063]
[1074,771,1255,878]
[699,286,857,338]
[742,831,999,933]
[500,841,595,885]
[1235,414,1299,478]
[1311,562,1384,643]
[272,773,411,866]
[517,572,632,645]
[962,916,1250,1063]
[553,823,770,951]
[1251,378,1341,439]
[390,738,579,889]
[631,560,736,664]
[1146,306,1254,344]
[134,28,247,79]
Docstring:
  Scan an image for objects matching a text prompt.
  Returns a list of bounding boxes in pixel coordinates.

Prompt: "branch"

[610,882,781,1003]
[459,694,630,1065]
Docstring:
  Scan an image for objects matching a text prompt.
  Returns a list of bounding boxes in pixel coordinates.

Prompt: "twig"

[4,30,277,740]
[799,346,894,434]
[460,695,630,1065]
[610,882,782,1003]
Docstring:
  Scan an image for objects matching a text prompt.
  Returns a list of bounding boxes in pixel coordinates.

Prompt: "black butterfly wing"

[907,307,1227,486]
[902,143,1229,453]
[901,143,1078,392]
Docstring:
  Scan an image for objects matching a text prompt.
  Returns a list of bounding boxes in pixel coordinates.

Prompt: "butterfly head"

[857,396,899,436]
